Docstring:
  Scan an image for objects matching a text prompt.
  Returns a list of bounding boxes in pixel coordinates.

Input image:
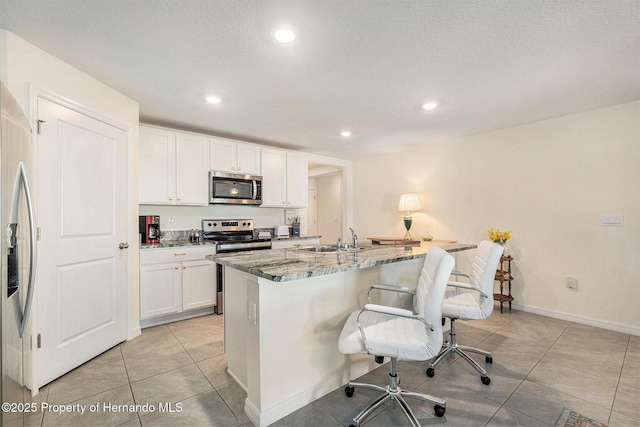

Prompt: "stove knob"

[213,223,217,227]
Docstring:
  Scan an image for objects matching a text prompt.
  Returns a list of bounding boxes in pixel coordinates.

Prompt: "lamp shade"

[398,193,420,213]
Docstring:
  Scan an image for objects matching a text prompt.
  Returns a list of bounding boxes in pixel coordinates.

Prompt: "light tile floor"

[27,310,639,427]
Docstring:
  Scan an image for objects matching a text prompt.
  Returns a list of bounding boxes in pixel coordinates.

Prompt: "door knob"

[119,242,129,249]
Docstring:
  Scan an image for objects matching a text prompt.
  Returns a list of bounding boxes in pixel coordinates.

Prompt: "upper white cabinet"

[139,126,209,205]
[261,148,308,208]
[210,137,261,175]
[139,127,175,204]
[175,133,210,205]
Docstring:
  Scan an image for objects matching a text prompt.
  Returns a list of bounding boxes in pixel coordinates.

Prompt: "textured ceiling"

[1,0,638,159]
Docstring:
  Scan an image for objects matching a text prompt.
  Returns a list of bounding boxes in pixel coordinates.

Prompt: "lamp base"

[403,215,413,240]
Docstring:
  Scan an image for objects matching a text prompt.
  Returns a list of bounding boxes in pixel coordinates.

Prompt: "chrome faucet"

[336,237,342,252]
[349,227,358,249]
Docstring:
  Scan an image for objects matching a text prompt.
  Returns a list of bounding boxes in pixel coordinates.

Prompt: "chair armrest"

[356,304,434,354]
[451,270,470,279]
[448,280,489,298]
[364,303,414,318]
[367,283,414,303]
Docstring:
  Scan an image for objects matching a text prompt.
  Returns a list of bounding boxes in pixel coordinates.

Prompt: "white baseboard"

[243,359,378,427]
[514,302,640,336]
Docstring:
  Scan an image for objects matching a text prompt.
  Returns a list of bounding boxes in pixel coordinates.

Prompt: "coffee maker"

[139,215,160,244]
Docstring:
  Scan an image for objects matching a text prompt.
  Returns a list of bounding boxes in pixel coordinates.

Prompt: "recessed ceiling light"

[340,130,352,137]
[273,28,296,44]
[206,96,222,104]
[422,101,438,110]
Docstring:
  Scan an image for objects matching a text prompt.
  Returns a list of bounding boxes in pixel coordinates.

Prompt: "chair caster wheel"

[345,386,355,397]
[481,376,491,385]
[426,367,435,377]
[486,355,493,364]
[434,404,446,417]
[375,356,384,364]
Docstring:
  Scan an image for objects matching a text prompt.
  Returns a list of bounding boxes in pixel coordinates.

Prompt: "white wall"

[353,101,640,334]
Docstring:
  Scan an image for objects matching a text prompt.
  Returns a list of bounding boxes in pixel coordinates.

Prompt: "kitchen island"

[209,242,475,426]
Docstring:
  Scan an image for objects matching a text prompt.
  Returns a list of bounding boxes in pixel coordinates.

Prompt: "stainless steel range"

[202,219,272,314]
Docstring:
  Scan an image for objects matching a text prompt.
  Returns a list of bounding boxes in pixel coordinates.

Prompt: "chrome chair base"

[427,318,493,385]
[345,358,445,427]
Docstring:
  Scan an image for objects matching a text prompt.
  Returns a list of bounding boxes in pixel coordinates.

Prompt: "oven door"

[209,171,262,205]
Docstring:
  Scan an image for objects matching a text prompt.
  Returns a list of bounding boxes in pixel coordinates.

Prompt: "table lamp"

[398,193,420,240]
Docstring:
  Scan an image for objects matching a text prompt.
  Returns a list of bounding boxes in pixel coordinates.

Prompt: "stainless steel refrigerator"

[1,81,36,426]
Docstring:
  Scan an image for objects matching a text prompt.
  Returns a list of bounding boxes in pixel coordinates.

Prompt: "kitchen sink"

[296,244,372,253]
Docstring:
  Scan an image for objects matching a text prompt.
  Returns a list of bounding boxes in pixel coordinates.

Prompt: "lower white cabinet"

[140,247,216,325]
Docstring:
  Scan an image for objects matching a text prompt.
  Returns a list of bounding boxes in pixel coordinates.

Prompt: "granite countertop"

[139,235,322,249]
[139,240,217,249]
[271,235,321,241]
[208,242,476,282]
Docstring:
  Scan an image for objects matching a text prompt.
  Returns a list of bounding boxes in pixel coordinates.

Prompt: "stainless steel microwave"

[209,171,262,205]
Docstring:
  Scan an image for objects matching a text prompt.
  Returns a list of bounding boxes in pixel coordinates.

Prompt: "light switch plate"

[600,214,624,227]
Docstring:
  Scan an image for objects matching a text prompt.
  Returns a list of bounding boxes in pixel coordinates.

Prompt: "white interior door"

[36,97,128,386]
[307,188,317,236]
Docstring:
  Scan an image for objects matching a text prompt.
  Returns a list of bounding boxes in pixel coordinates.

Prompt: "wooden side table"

[493,255,514,313]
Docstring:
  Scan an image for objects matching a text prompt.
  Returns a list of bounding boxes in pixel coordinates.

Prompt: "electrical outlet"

[284,209,295,225]
[565,276,578,290]
[248,301,257,325]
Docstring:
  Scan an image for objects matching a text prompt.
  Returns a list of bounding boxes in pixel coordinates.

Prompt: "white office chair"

[338,247,455,427]
[426,240,504,385]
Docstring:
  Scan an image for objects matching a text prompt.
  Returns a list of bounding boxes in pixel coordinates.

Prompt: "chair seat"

[338,310,438,361]
[442,291,487,320]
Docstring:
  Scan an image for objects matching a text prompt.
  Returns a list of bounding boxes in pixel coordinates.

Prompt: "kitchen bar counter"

[214,241,476,426]
[209,241,475,282]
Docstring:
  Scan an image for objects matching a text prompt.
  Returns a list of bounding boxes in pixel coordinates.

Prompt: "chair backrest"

[413,247,455,355]
[469,240,505,315]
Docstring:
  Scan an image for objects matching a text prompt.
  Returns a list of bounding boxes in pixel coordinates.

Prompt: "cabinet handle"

[177,197,181,201]
[174,252,186,256]
[183,265,187,270]
[169,196,173,201]
[238,166,242,171]
[174,266,179,270]
[231,166,236,170]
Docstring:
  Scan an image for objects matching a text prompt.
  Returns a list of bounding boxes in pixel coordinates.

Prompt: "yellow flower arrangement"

[488,228,511,245]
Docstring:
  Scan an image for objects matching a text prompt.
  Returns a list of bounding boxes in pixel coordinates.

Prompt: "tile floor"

[27,309,639,427]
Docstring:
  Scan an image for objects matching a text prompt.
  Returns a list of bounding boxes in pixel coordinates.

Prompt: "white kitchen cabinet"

[210,137,261,175]
[140,262,182,319]
[182,259,216,310]
[139,126,175,204]
[139,126,209,205]
[261,148,308,208]
[139,247,216,326]
[175,133,210,204]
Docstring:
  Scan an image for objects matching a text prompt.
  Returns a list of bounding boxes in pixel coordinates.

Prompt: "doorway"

[306,163,346,245]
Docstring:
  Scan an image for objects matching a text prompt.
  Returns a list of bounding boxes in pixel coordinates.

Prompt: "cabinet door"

[209,137,236,173]
[286,152,308,208]
[139,127,176,204]
[140,263,181,319]
[261,148,287,207]
[176,133,209,205]
[237,143,261,175]
[182,260,216,311]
